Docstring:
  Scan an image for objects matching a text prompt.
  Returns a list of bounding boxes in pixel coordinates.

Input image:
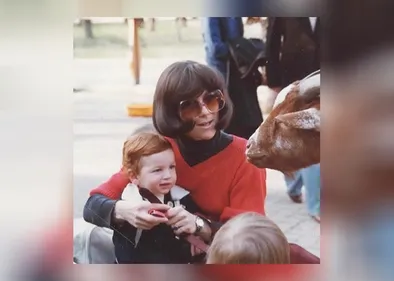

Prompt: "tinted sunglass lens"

[180,100,201,120]
[203,91,225,112]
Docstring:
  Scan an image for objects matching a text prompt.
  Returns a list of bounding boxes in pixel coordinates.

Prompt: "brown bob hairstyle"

[152,60,233,138]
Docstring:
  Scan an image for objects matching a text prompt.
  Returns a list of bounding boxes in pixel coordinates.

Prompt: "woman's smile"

[196,120,214,128]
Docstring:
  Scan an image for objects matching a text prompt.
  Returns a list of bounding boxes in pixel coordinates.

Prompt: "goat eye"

[275,120,288,130]
[273,119,281,132]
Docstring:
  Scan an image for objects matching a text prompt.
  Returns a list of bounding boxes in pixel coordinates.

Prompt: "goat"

[245,70,320,172]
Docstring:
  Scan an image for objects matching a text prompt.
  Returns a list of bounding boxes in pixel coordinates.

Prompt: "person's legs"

[300,164,321,220]
[284,171,303,203]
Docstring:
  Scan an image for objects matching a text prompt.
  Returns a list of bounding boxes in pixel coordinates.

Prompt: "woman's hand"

[166,206,197,236]
[114,200,170,230]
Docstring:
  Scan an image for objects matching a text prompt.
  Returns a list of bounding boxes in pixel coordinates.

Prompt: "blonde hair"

[206,212,290,264]
[122,131,172,177]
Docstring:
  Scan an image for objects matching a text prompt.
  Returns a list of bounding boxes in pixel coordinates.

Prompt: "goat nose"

[247,130,258,150]
[246,139,252,149]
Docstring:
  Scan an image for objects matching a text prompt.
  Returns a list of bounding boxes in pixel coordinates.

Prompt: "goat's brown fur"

[246,83,320,172]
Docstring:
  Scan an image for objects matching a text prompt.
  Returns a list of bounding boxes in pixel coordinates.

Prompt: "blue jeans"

[358,203,394,278]
[285,164,321,216]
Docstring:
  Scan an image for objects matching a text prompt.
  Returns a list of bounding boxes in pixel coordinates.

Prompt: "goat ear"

[275,107,320,131]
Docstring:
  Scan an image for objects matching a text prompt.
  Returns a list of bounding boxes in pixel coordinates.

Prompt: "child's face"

[135,149,176,197]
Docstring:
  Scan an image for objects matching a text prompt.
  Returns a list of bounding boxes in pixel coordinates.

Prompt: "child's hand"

[166,206,197,235]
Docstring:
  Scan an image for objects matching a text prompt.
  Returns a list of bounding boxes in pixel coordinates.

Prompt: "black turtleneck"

[176,130,233,167]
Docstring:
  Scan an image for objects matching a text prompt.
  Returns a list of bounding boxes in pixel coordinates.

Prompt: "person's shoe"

[288,193,303,203]
[311,215,320,223]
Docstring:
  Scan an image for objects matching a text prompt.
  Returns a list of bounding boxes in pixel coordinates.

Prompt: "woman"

[83,61,267,262]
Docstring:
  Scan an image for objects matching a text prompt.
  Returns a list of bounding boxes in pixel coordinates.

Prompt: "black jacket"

[84,187,202,264]
[265,17,320,88]
[224,38,265,140]
[227,37,266,82]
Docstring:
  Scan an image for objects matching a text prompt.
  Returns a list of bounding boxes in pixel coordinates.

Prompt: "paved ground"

[73,58,320,257]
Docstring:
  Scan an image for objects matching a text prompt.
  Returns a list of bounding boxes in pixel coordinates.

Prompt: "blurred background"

[73,17,266,91]
[73,17,205,59]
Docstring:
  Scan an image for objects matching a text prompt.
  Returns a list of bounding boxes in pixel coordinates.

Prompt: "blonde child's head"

[206,212,290,264]
[122,132,176,197]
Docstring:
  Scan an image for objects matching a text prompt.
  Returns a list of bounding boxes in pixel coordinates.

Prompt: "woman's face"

[181,92,221,140]
[186,108,218,141]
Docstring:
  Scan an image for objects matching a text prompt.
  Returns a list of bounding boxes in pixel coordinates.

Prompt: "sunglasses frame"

[178,89,225,121]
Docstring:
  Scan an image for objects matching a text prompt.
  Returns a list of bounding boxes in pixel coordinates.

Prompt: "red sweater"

[90,136,266,222]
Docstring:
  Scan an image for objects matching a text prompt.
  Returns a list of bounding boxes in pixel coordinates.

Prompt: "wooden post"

[128,18,141,85]
[82,19,94,39]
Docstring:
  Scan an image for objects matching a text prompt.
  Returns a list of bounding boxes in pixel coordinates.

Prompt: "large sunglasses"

[179,90,225,121]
